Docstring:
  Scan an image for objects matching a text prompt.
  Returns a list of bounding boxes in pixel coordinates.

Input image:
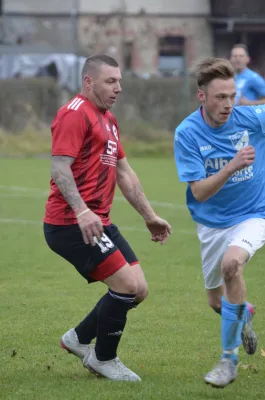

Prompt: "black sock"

[75,296,139,345]
[75,298,102,344]
[95,289,136,361]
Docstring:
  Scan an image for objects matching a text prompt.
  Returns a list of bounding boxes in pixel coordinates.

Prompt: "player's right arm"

[50,110,103,245]
[51,155,87,213]
[174,128,255,202]
[189,146,255,201]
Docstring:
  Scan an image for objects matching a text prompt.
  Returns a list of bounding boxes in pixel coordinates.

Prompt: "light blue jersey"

[174,105,265,228]
[235,68,265,105]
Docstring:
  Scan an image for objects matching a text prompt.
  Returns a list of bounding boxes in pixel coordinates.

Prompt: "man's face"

[198,78,236,127]
[230,47,250,72]
[84,64,122,111]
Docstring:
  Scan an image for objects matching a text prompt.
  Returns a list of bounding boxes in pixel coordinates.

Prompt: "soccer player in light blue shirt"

[230,43,265,106]
[174,57,265,388]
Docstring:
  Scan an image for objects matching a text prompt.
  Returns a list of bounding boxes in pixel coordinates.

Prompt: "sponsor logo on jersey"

[112,125,119,140]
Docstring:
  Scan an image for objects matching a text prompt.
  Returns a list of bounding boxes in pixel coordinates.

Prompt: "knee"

[118,276,139,295]
[221,258,242,282]
[136,282,149,303]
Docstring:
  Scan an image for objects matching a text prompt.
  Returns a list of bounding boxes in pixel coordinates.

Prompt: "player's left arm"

[116,157,171,244]
[239,75,265,105]
[250,105,265,134]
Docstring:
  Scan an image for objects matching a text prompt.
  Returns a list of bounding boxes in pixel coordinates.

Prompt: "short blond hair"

[194,57,235,88]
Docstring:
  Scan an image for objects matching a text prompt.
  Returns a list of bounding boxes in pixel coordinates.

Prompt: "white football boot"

[204,358,237,388]
[83,347,141,381]
[61,328,93,361]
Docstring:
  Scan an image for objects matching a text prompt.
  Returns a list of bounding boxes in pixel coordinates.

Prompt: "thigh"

[197,224,231,289]
[130,263,146,284]
[44,223,127,283]
[105,225,147,294]
[228,218,265,261]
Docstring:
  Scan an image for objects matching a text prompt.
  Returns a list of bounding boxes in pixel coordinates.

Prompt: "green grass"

[1,157,265,400]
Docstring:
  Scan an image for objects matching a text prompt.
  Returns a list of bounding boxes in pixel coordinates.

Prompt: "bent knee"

[120,277,139,295]
[221,258,242,281]
[136,283,148,303]
[110,276,139,295]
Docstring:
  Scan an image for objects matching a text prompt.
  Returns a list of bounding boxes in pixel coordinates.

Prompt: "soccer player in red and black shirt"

[43,54,171,381]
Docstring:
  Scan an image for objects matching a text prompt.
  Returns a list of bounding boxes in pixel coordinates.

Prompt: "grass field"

[1,157,265,400]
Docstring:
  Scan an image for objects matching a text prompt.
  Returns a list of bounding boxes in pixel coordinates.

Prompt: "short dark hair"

[81,54,119,79]
[194,57,235,88]
[231,43,249,56]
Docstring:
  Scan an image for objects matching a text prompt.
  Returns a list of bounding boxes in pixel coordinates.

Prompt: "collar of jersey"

[77,94,109,115]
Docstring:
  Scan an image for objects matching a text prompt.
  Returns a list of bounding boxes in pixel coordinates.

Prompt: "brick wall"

[0,14,213,73]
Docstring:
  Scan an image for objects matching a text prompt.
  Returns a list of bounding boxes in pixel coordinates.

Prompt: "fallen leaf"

[240,364,249,370]
[239,363,258,373]
[261,349,265,357]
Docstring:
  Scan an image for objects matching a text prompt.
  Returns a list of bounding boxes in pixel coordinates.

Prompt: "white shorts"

[197,218,265,290]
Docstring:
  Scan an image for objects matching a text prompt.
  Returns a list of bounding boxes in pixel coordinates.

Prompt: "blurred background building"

[1,1,265,80]
[1,0,265,134]
[0,0,213,78]
[210,0,265,74]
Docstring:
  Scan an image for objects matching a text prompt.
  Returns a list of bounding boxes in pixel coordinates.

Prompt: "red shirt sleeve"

[118,142,125,160]
[51,110,88,158]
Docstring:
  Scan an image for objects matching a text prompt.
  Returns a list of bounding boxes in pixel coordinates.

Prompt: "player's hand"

[238,96,252,106]
[145,216,172,245]
[228,145,255,173]
[76,208,103,245]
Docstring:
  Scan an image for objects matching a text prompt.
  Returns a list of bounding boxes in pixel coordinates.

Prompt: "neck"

[80,90,107,113]
[201,106,224,129]
[236,67,247,74]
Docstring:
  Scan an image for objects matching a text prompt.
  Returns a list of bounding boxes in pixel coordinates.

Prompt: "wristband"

[76,208,90,218]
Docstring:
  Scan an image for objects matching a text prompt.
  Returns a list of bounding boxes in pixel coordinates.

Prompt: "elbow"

[193,193,206,203]
[50,163,57,181]
[190,186,208,203]
[50,160,61,182]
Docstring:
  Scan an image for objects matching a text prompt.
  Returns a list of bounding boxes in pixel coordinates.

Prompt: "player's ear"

[83,75,93,88]
[197,88,205,102]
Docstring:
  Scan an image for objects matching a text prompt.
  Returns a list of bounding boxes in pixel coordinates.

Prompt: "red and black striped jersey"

[44,94,125,226]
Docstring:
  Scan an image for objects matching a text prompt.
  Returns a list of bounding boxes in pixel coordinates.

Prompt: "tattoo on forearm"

[51,157,84,213]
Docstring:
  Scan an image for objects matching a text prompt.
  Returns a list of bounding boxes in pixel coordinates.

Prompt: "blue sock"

[221,296,247,365]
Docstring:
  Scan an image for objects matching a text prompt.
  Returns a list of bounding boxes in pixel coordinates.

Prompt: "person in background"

[230,43,265,106]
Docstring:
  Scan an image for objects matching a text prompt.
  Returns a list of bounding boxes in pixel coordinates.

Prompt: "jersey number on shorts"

[94,233,114,253]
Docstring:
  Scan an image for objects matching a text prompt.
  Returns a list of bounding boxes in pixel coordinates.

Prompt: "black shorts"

[43,223,139,283]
